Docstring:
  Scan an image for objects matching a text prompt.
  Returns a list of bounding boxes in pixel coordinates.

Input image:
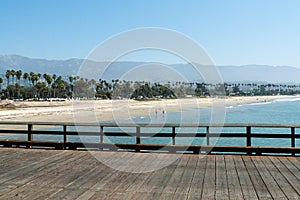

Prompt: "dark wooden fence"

[0,122,299,155]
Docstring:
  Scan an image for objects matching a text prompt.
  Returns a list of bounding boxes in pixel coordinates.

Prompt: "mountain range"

[0,54,299,83]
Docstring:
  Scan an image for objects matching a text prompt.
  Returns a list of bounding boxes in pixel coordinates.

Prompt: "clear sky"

[0,0,300,67]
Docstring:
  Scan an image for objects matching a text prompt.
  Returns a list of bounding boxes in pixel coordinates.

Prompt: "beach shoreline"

[0,95,298,123]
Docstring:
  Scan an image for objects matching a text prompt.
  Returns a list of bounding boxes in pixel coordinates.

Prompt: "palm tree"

[29,72,35,86]
[37,73,41,83]
[5,70,11,86]
[10,70,15,85]
[69,76,75,97]
[69,76,74,84]
[52,83,58,98]
[0,77,3,90]
[36,82,47,99]
[23,72,29,87]
[44,74,52,86]
[16,70,22,85]
[52,74,57,82]
[31,74,39,86]
[44,74,52,97]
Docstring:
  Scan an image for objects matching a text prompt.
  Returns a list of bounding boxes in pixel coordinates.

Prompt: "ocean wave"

[246,101,273,106]
[273,97,300,102]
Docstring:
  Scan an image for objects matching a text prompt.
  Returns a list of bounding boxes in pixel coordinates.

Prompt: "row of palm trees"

[1,70,79,99]
[1,69,300,100]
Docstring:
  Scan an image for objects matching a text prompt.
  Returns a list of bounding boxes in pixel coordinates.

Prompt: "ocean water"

[106,97,300,147]
[1,97,300,148]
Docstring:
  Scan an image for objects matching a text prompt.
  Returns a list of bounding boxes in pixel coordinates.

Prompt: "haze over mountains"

[0,54,299,83]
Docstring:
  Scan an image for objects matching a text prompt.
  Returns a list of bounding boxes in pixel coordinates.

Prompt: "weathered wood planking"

[0,148,299,200]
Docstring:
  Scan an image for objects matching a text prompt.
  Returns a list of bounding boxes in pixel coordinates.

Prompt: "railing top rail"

[0,121,300,128]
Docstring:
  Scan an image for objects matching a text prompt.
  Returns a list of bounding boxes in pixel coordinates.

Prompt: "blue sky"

[0,0,300,67]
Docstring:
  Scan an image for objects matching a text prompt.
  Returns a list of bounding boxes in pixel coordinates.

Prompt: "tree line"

[1,69,300,100]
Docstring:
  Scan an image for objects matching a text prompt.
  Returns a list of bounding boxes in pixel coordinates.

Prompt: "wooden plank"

[159,155,190,196]
[0,152,86,199]
[129,192,151,200]
[101,154,141,193]
[94,154,151,199]
[0,150,67,185]
[0,150,47,173]
[0,149,37,165]
[187,155,207,199]
[261,157,299,199]
[201,155,216,199]
[24,152,95,199]
[233,156,258,200]
[135,154,180,199]
[46,188,87,200]
[242,156,272,199]
[22,188,62,200]
[74,190,96,200]
[173,155,198,197]
[251,156,287,199]
[7,152,85,186]
[224,156,243,200]
[215,156,229,200]
[29,153,91,189]
[28,155,86,188]
[88,190,111,199]
[50,156,98,188]
[286,157,300,171]
[113,154,159,193]
[89,152,136,191]
[277,157,300,184]
[104,191,135,200]
[70,164,111,191]
[269,157,300,197]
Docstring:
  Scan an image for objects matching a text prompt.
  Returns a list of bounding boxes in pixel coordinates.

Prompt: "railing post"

[136,126,141,152]
[206,126,210,146]
[27,124,33,149]
[291,127,295,156]
[63,125,67,150]
[172,126,176,145]
[246,126,251,155]
[100,126,104,144]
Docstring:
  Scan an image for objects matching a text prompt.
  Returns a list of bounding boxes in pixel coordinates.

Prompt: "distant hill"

[0,54,300,83]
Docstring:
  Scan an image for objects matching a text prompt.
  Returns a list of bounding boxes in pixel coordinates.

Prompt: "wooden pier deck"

[0,148,299,200]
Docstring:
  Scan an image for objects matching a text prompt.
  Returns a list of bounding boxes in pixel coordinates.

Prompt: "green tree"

[5,70,11,86]
[95,79,112,99]
[10,70,15,85]
[52,74,57,82]
[0,77,3,90]
[16,70,22,84]
[23,72,29,87]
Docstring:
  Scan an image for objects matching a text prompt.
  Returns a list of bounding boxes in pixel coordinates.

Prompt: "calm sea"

[120,97,300,147]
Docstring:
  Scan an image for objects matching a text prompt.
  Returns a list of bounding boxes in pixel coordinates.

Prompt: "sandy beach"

[0,95,298,123]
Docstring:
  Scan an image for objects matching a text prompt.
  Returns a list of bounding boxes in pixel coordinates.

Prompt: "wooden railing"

[0,122,299,155]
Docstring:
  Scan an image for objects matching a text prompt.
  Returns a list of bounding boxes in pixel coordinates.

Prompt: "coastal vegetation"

[1,69,300,100]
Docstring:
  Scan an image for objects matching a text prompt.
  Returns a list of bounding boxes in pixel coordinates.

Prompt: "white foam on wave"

[273,97,300,102]
[246,101,273,106]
